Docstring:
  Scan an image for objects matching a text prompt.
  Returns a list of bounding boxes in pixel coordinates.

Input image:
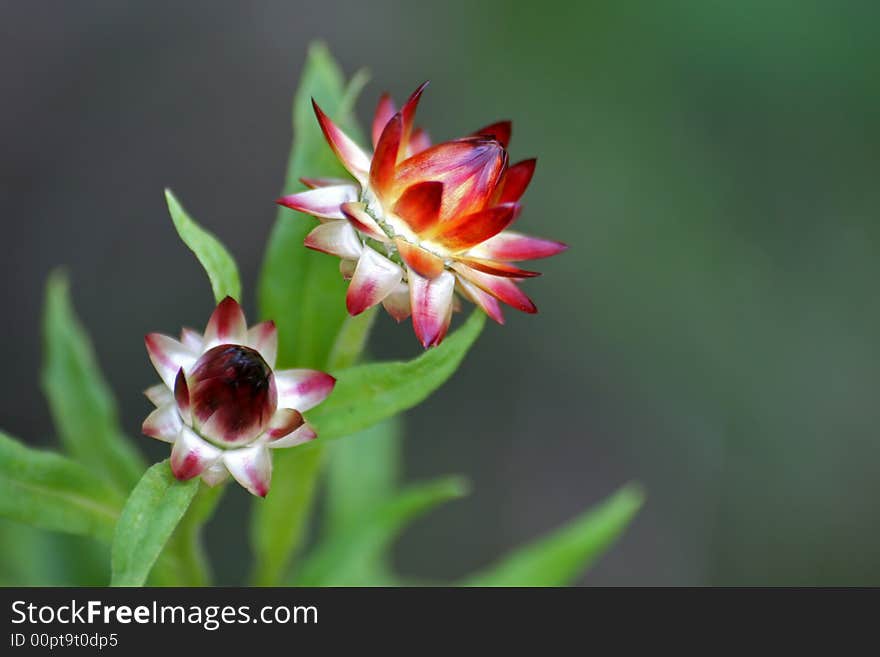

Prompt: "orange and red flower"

[278,83,566,348]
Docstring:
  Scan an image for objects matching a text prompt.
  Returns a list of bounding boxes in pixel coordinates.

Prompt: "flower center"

[188,345,277,447]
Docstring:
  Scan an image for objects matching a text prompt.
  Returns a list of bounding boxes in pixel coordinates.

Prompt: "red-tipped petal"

[497,158,536,204]
[277,184,358,220]
[247,321,278,369]
[393,180,443,233]
[142,403,182,443]
[174,368,191,422]
[382,282,412,322]
[266,423,317,449]
[410,269,455,348]
[299,176,350,189]
[395,238,445,279]
[203,296,248,349]
[275,369,336,412]
[468,230,569,261]
[304,220,363,260]
[433,203,520,252]
[312,98,371,183]
[457,276,505,325]
[340,202,388,242]
[145,333,198,389]
[407,128,432,156]
[266,408,305,440]
[452,263,537,314]
[372,92,397,149]
[472,120,512,148]
[346,249,403,316]
[170,427,222,481]
[370,113,403,193]
[223,444,272,497]
[401,81,429,146]
[455,256,541,278]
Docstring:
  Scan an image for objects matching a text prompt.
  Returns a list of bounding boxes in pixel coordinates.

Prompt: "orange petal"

[433,203,519,252]
[393,181,443,233]
[497,158,536,204]
[370,113,403,193]
[340,202,388,242]
[456,256,541,278]
[395,238,446,279]
[401,81,429,147]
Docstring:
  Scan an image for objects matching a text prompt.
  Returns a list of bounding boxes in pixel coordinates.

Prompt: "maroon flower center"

[188,345,277,446]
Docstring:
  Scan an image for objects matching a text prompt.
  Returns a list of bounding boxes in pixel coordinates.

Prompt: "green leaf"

[323,416,402,540]
[0,431,123,542]
[0,522,109,586]
[42,271,145,491]
[461,484,644,586]
[111,460,199,587]
[251,42,369,586]
[249,447,323,586]
[326,306,379,370]
[295,476,468,586]
[307,311,486,441]
[165,188,241,303]
[257,41,366,369]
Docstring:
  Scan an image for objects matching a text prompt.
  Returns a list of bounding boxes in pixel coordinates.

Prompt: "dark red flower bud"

[188,344,277,446]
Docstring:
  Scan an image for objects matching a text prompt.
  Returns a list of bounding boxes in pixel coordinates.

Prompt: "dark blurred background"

[2,0,879,585]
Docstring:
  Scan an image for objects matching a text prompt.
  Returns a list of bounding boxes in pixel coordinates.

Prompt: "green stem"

[249,309,378,586]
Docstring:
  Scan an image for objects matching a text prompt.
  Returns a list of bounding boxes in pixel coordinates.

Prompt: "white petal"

[267,423,317,449]
[142,403,182,443]
[224,444,272,497]
[145,333,199,389]
[381,281,412,322]
[346,249,403,315]
[274,369,336,412]
[170,426,222,481]
[247,321,278,369]
[144,383,173,408]
[180,328,204,352]
[304,220,364,260]
[200,461,230,487]
[277,184,359,220]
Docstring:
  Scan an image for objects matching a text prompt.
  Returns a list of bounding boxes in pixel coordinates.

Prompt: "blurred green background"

[1,0,878,585]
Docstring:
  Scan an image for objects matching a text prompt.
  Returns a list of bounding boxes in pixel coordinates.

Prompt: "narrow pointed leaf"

[460,484,644,586]
[324,416,402,540]
[42,271,145,491]
[295,476,468,586]
[252,42,370,586]
[306,310,486,441]
[0,432,123,542]
[258,42,367,369]
[111,460,199,587]
[165,189,242,303]
[326,306,378,370]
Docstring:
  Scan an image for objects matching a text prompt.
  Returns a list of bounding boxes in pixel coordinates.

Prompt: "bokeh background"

[2,0,879,585]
